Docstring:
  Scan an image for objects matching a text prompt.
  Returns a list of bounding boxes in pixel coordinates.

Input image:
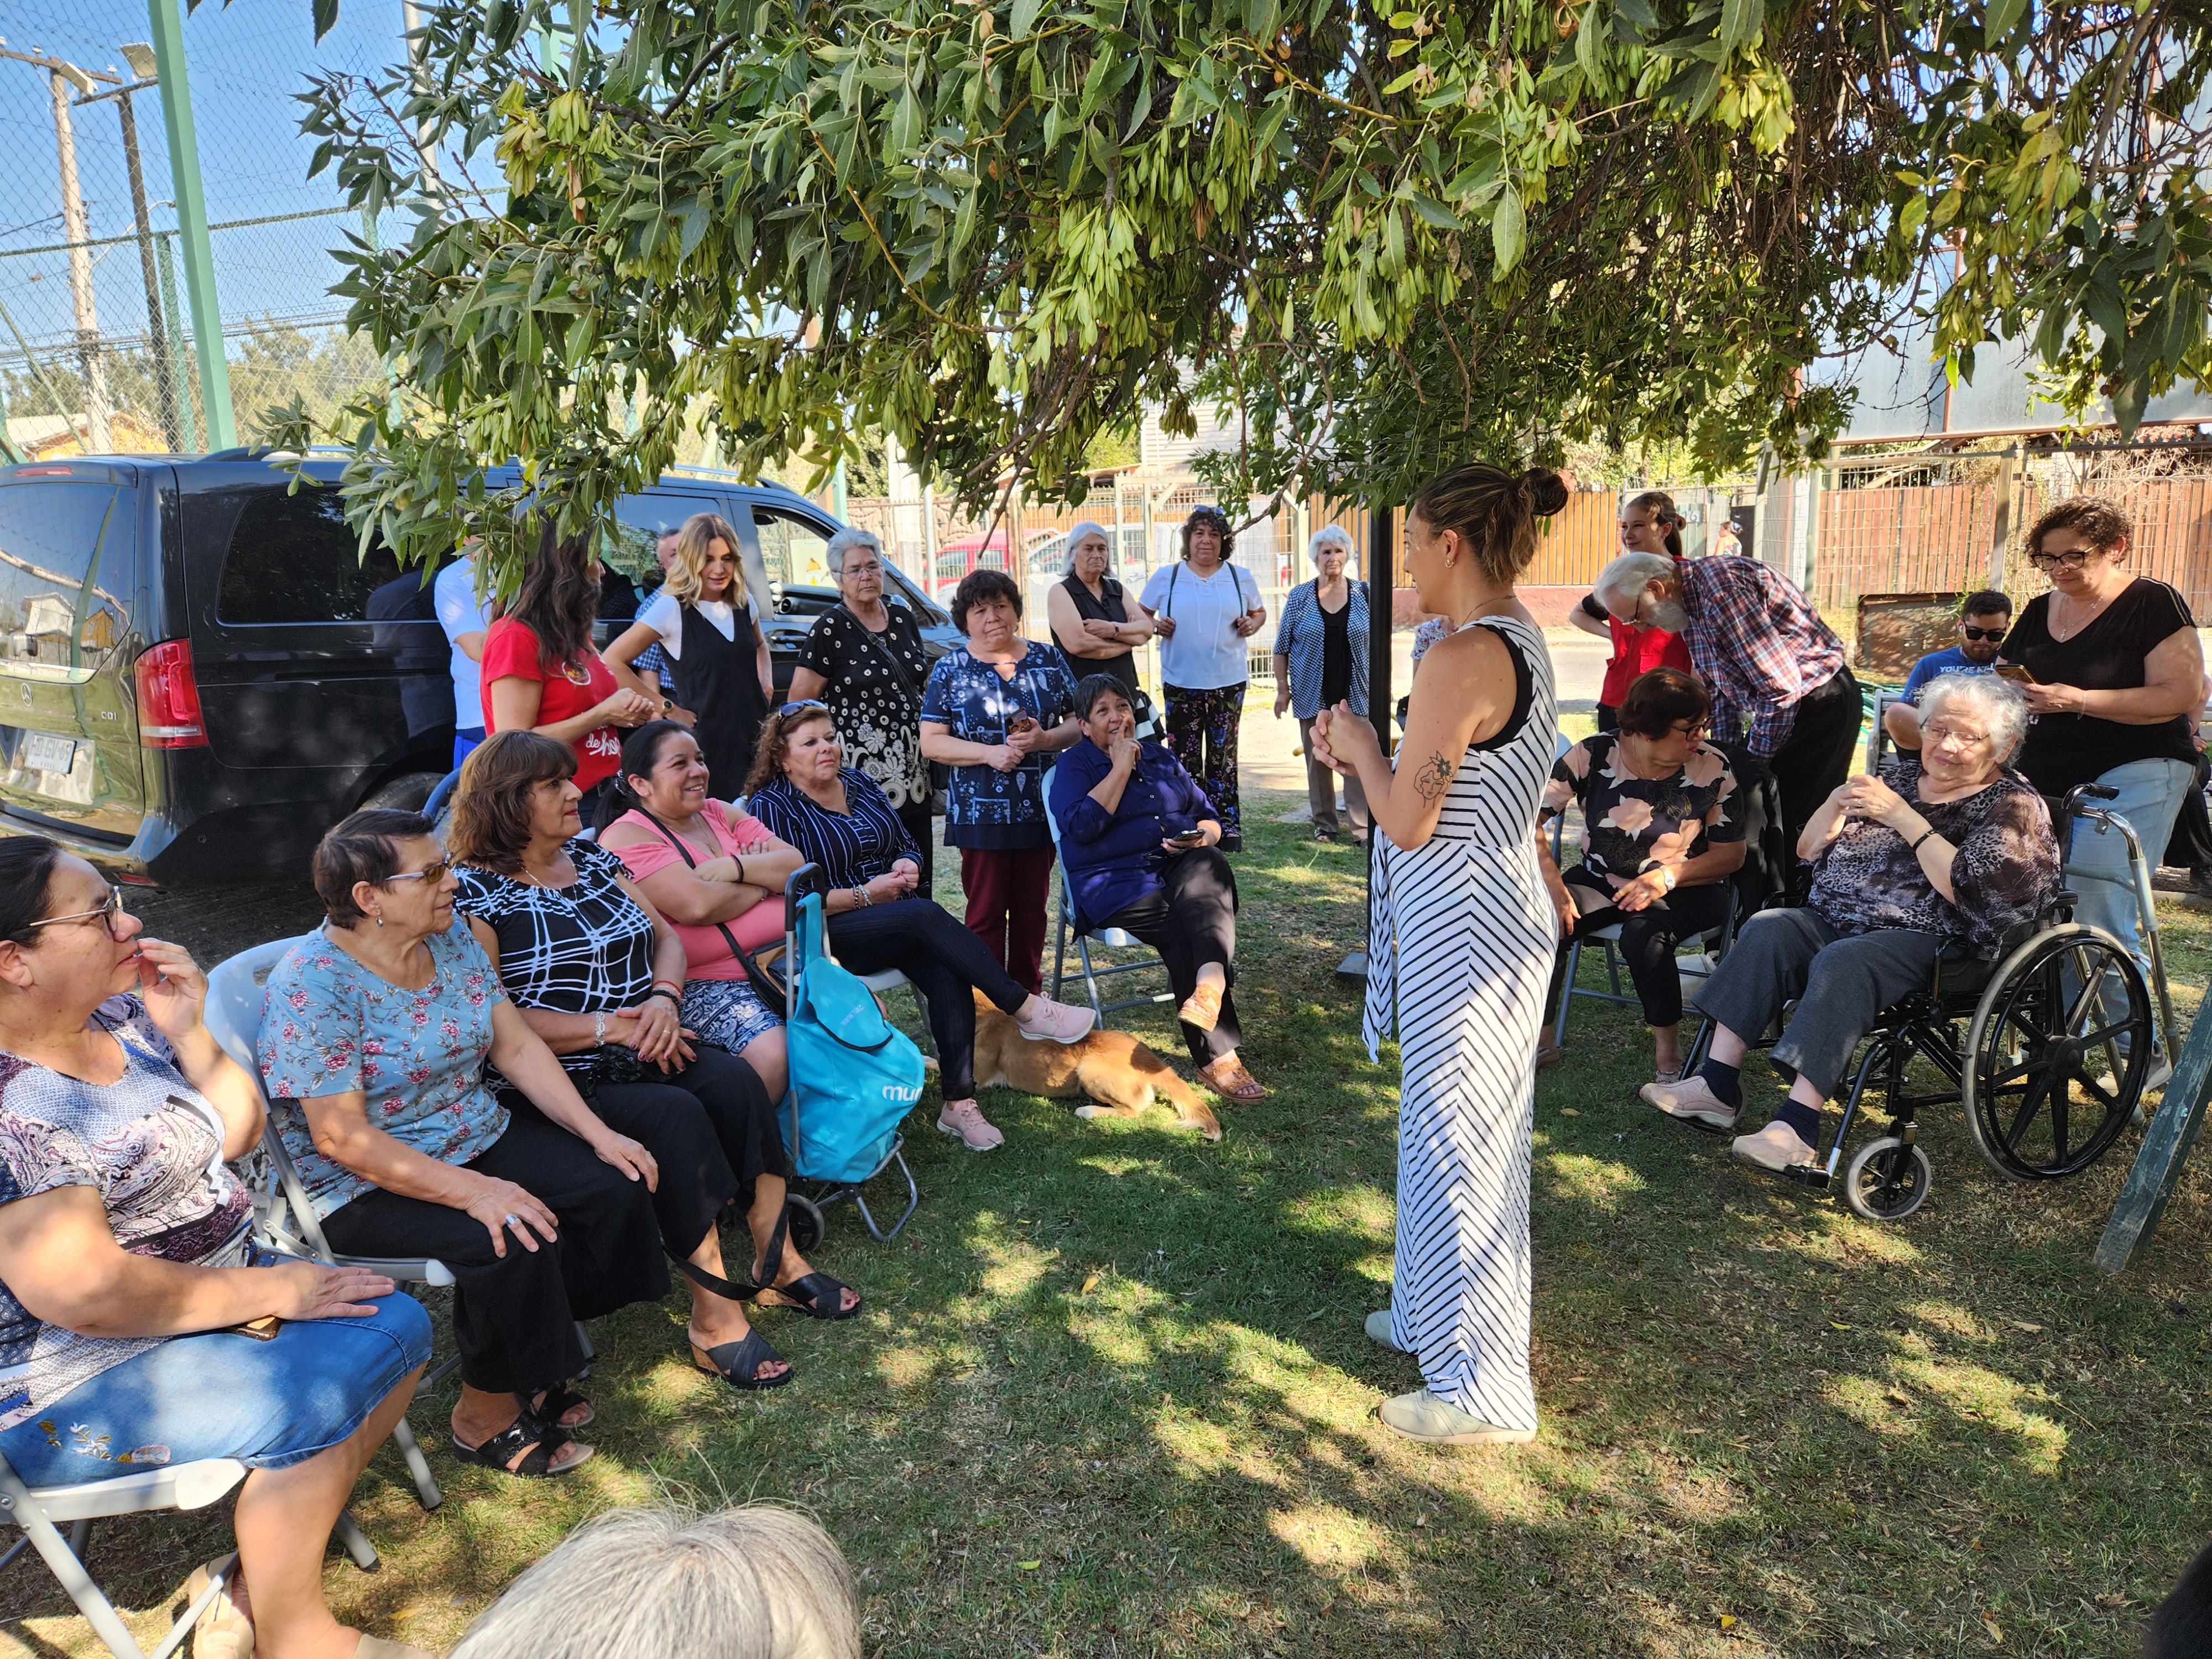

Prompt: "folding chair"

[856,968,936,1059]
[1044,802,1173,1025]
[203,937,449,1515]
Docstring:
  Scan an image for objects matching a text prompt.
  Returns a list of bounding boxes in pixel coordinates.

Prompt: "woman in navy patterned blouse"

[749,702,1095,1151]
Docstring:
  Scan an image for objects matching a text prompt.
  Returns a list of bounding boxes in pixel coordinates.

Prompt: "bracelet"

[1908,828,1938,854]
[592,1010,608,1046]
[733,856,746,886]
[651,978,681,994]
[647,987,681,1006]
[857,883,875,907]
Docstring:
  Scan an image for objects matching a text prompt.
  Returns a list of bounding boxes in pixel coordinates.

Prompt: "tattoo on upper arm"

[1413,752,1454,805]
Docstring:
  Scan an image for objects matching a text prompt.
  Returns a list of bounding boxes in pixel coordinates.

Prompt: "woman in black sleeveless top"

[1047,520,1149,696]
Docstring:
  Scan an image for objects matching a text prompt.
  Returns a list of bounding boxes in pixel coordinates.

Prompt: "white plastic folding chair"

[1044,799,1174,1025]
[202,936,446,1514]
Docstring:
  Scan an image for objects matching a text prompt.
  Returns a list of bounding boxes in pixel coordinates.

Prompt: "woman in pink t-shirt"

[599,723,805,1102]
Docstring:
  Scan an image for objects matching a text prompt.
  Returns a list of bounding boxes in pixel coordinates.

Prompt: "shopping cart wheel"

[784,1193,826,1254]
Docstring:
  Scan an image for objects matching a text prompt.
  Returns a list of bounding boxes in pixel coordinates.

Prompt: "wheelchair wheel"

[1844,1137,1933,1221]
[1963,924,2148,1181]
[784,1193,826,1254]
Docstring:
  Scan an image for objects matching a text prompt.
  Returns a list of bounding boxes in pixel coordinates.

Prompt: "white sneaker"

[1365,1310,1407,1351]
[1378,1388,1537,1445]
[1730,1119,1819,1173]
[1016,997,1095,1044]
[936,1099,1005,1150]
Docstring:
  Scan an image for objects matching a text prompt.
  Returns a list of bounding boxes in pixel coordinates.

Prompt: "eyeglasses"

[383,859,452,886]
[1959,624,2007,641]
[24,885,127,936]
[2027,548,2094,570]
[1922,722,1990,747]
[839,561,883,577]
[1667,722,1709,740]
[778,699,828,719]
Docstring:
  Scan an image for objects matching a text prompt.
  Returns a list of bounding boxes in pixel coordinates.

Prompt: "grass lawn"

[10,775,2212,1658]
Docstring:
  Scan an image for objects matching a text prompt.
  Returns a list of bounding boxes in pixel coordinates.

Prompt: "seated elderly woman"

[746,701,1096,1151]
[598,721,801,1100]
[1537,668,1747,1084]
[1046,675,1268,1101]
[0,836,432,1659]
[1642,674,2059,1173]
[260,808,671,1477]
[450,731,861,1392]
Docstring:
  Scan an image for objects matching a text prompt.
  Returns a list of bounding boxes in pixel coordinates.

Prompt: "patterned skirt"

[680,977,781,1054]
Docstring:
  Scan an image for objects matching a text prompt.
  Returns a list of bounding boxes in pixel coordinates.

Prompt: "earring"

[375,914,385,928]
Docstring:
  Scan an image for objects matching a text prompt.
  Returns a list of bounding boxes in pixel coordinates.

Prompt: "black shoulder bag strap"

[633,807,789,1020]
[848,605,925,714]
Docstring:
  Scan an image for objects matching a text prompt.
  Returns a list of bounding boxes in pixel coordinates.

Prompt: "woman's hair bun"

[1522,468,1570,518]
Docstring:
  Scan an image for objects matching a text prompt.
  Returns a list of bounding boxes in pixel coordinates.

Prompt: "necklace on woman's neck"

[2049,582,2120,642]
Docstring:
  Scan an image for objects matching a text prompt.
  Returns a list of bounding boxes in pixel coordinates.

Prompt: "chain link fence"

[0,0,399,459]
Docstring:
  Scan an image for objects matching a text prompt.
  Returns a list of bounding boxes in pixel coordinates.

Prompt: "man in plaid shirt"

[1596,550,1862,875]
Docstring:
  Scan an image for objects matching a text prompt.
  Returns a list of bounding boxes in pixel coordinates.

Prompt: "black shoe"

[1219,833,1243,853]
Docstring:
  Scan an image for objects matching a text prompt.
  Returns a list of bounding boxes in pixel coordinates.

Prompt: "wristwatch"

[1655,865,1677,892]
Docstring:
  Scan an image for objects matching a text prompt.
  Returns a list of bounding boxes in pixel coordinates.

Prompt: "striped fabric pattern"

[1363,614,1557,1432]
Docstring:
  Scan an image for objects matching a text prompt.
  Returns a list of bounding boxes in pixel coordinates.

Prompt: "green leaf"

[1010,0,1043,40]
[1575,1,1606,81]
[1719,0,1762,53]
[2112,375,2148,435]
[1493,183,1526,273]
[1983,0,2028,43]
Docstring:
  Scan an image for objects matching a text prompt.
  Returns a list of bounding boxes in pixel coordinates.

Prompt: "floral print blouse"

[1806,759,2059,958]
[1542,733,1744,890]
[258,922,510,1219]
[919,641,1078,851]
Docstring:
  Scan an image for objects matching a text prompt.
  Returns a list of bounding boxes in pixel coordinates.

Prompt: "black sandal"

[523,1383,594,1428]
[451,1409,587,1478]
[758,1271,863,1321]
[691,1328,793,1390]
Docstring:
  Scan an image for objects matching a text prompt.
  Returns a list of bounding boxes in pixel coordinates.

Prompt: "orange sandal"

[1199,1056,1269,1101]
[1177,983,1225,1032]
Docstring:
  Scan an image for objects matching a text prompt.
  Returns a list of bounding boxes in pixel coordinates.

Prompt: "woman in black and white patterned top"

[451,731,863,1391]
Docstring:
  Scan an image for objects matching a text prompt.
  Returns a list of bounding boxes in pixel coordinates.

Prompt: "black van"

[0,452,953,885]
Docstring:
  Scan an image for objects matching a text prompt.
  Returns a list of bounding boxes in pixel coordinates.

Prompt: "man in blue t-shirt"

[1884,588,2013,753]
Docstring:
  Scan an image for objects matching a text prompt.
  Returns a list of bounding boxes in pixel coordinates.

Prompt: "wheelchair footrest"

[1780,1162,1833,1191]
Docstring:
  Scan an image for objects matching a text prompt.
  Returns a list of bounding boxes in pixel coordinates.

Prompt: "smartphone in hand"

[1994,662,2036,684]
[1167,828,1207,848]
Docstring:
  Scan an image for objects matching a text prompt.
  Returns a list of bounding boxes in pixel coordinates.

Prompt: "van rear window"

[218,488,404,624]
[0,482,129,669]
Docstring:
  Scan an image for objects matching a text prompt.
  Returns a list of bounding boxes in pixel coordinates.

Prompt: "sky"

[0,0,413,355]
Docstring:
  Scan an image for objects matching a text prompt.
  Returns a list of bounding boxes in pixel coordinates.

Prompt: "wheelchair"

[1693,780,2178,1222]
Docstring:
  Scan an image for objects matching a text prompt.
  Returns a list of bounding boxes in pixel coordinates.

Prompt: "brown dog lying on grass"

[969,989,1222,1140]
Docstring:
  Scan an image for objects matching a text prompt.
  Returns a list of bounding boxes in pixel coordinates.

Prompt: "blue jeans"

[2064,756,2193,1043]
[0,1293,430,1486]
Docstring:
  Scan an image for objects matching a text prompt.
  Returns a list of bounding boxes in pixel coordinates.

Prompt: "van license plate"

[20,732,75,775]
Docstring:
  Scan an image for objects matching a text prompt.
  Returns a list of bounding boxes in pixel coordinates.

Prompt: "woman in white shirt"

[1138,507,1267,851]
[605,513,774,802]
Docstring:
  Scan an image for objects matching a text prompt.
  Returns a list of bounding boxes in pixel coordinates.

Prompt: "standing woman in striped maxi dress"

[1312,462,1568,1444]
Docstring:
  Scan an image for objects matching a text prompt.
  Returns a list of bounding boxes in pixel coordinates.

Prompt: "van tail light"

[134,640,207,748]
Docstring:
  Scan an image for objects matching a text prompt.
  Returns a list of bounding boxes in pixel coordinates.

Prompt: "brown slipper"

[1177,983,1225,1033]
[1199,1057,1269,1101]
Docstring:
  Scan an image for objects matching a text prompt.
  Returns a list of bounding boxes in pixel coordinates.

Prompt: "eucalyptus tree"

[274,0,2212,588]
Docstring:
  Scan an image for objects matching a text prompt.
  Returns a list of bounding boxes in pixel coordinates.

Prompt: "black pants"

[1542,876,1731,1030]
[1103,848,1241,1066]
[319,1118,667,1395]
[898,800,936,896]
[1766,667,1863,891]
[505,1046,785,1276]
[2165,752,2212,870]
[827,898,1029,1098]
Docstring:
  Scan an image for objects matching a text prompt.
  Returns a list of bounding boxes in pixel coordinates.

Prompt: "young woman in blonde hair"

[1313,460,1567,1447]
[606,513,774,801]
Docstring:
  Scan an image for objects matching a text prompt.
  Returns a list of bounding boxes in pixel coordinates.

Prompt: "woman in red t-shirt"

[1571,491,1694,729]
[482,524,656,808]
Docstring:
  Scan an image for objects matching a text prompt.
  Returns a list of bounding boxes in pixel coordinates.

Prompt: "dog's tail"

[1131,1041,1223,1141]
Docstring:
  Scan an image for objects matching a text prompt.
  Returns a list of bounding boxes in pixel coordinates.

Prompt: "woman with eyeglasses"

[259,808,671,1478]
[748,702,1095,1152]
[786,528,938,891]
[1534,669,1747,1084]
[0,837,434,1659]
[1997,497,2206,1074]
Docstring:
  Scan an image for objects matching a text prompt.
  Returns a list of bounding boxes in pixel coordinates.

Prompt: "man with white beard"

[1594,549,1860,875]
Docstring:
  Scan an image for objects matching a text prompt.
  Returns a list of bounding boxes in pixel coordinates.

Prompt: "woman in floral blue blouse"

[920,570,1082,993]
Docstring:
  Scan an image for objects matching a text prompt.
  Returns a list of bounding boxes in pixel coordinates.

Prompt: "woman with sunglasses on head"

[748,701,1096,1151]
[1997,497,2206,1076]
[1534,669,1747,1084]
[599,721,799,1099]
[603,512,775,804]
[0,837,435,1659]
[259,810,669,1478]
[449,731,862,1394]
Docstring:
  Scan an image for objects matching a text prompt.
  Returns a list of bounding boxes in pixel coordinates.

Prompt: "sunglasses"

[779,698,828,719]
[25,885,128,935]
[383,859,453,886]
[1959,624,2007,641]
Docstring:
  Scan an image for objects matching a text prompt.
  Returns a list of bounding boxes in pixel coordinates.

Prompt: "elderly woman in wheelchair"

[1642,675,2062,1190]
[0,835,432,1659]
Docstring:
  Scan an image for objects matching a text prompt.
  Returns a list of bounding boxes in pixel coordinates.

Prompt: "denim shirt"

[1048,737,1219,931]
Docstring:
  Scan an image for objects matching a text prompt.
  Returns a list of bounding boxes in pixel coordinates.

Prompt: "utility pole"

[48,66,111,451]
[144,0,235,450]
[78,50,180,450]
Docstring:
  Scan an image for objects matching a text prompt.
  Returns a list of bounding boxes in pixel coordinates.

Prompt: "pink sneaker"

[937,1099,1005,1151]
[1016,997,1095,1044]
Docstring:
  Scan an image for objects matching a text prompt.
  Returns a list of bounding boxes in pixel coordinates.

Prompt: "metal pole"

[49,69,111,452]
[1338,503,1395,983]
[144,0,236,449]
[153,232,199,449]
[113,91,181,451]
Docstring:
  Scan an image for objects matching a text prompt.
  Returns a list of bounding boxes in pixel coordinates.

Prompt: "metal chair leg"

[388,1416,441,1512]
[1051,905,1068,1001]
[0,1464,146,1659]
[1553,937,1583,1048]
[66,1516,90,1564]
[1076,933,1107,1022]
[331,1509,379,1572]
[906,984,936,1057]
